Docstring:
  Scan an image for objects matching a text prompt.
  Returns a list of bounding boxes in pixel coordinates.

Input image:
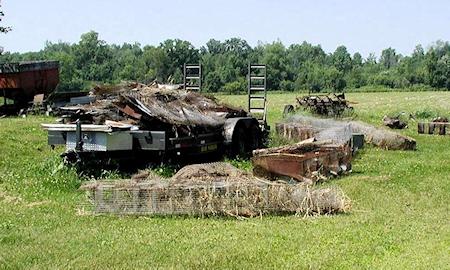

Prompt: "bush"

[204,71,223,92]
[280,80,295,91]
[223,77,246,94]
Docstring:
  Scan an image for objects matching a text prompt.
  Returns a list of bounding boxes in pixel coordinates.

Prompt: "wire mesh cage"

[80,178,350,217]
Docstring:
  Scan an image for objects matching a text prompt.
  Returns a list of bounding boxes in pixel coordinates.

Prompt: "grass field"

[1,92,449,269]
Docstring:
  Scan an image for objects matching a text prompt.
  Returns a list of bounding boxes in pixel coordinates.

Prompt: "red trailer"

[0,61,59,111]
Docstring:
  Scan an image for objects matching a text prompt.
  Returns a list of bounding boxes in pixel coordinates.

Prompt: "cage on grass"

[79,163,350,217]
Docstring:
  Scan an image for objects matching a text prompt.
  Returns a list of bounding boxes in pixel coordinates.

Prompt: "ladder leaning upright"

[183,64,202,92]
[248,64,267,128]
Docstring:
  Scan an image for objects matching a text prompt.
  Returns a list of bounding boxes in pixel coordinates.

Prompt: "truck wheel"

[247,124,261,151]
[231,125,247,157]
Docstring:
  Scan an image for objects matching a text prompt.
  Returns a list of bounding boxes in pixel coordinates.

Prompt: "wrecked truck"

[42,83,268,165]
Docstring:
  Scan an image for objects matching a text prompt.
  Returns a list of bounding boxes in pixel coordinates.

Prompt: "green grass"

[1,91,450,269]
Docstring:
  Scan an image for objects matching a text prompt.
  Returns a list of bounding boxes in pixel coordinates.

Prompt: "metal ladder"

[183,64,202,91]
[248,64,267,127]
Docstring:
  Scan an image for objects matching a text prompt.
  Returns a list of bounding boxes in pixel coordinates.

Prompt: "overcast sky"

[1,0,449,57]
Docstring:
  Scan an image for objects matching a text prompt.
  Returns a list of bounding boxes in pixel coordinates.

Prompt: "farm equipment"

[0,61,59,114]
[296,93,353,116]
[42,65,269,166]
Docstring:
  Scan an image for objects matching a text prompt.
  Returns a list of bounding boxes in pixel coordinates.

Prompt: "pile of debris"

[252,138,352,184]
[80,162,351,217]
[278,115,416,151]
[252,114,416,183]
[383,115,408,129]
[54,82,247,137]
[296,93,353,116]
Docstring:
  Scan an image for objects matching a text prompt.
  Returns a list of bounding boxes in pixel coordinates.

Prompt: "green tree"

[352,52,363,67]
[159,39,199,83]
[43,41,84,91]
[332,46,352,73]
[73,31,114,82]
[425,41,450,89]
[142,45,169,82]
[380,48,400,69]
[204,71,223,92]
[262,41,289,90]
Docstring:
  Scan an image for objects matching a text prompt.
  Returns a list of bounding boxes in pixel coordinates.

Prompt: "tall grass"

[1,91,450,268]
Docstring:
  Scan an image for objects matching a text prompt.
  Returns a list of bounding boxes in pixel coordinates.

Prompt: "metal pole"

[199,64,202,92]
[75,119,83,151]
[183,64,186,91]
[248,63,251,112]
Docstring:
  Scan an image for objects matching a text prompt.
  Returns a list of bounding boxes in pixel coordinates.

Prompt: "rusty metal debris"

[0,61,59,115]
[252,117,356,183]
[43,82,267,165]
[296,93,353,116]
[53,82,246,134]
[254,113,416,183]
[383,115,408,129]
[252,138,352,184]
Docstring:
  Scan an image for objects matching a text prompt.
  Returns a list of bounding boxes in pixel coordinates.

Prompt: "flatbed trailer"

[42,117,263,165]
[41,63,269,167]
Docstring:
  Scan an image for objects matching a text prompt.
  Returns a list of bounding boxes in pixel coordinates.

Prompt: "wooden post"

[428,123,435,134]
[417,122,425,134]
[439,123,446,135]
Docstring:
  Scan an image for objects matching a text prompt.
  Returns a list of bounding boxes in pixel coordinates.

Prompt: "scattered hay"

[80,163,351,218]
[0,190,51,208]
[0,190,23,205]
[26,200,51,208]
[171,162,252,184]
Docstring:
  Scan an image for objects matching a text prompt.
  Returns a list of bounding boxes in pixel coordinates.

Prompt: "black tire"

[247,123,261,151]
[232,125,247,157]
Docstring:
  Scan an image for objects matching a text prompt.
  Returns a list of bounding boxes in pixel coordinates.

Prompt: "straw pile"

[282,115,416,150]
[80,162,351,217]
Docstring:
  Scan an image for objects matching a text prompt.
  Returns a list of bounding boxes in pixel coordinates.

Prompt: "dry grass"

[80,163,351,217]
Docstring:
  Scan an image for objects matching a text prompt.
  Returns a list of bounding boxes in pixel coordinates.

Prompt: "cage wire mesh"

[284,115,415,150]
[79,163,350,217]
[284,115,353,145]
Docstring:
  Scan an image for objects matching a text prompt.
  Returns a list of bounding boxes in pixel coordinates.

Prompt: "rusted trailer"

[0,61,59,111]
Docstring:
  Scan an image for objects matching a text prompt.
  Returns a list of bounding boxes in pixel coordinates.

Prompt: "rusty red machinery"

[252,138,353,183]
[0,61,59,112]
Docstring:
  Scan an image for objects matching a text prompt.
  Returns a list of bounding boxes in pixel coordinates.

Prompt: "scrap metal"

[252,138,353,184]
[0,61,59,114]
[296,93,353,116]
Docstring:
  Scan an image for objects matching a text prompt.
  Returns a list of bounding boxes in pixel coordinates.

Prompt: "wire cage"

[80,178,350,217]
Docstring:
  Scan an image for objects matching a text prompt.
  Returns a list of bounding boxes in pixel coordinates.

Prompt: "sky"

[1,0,449,57]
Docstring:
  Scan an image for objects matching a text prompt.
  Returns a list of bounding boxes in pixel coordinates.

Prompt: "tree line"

[0,31,449,92]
